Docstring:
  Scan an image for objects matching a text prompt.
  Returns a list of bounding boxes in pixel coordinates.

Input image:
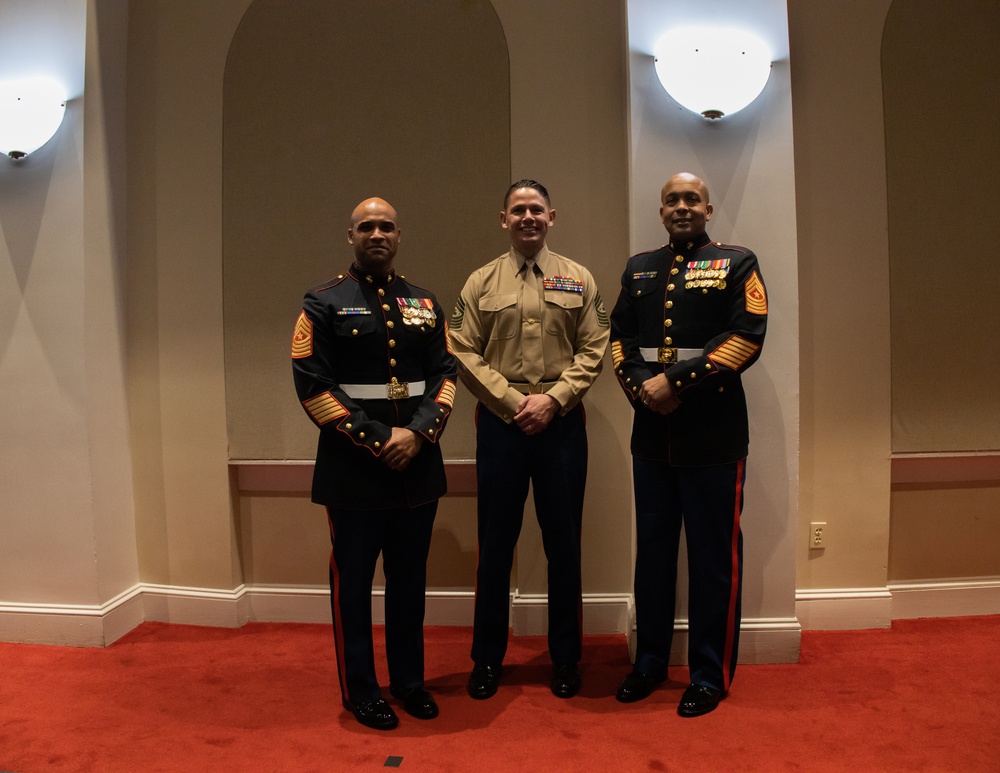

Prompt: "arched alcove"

[222,0,510,462]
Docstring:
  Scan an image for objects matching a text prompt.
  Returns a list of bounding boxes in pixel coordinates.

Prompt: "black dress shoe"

[467,664,502,699]
[550,664,581,698]
[615,669,668,703]
[389,685,439,719]
[677,684,725,717]
[342,698,399,730]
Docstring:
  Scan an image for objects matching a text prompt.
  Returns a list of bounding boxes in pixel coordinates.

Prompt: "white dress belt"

[639,347,702,364]
[340,380,426,400]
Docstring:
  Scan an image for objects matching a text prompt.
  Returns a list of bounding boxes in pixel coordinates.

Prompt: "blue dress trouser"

[471,405,587,668]
[631,456,745,692]
[326,502,437,703]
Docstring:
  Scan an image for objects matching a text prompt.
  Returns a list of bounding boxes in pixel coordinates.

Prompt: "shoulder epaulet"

[311,273,351,293]
[630,244,669,260]
[712,242,750,255]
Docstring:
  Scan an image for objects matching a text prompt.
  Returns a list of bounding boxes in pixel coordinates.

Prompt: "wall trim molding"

[795,586,893,630]
[888,577,1000,619]
[4,580,996,648]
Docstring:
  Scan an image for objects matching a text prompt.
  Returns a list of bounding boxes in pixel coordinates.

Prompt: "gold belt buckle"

[657,347,678,364]
[386,379,410,400]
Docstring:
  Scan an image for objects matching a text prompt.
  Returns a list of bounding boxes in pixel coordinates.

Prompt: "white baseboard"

[795,587,893,630]
[0,585,144,647]
[888,577,1000,619]
[511,593,633,636]
[4,580,997,648]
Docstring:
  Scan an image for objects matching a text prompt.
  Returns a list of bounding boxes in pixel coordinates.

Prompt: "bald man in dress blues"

[610,173,767,717]
[292,197,457,730]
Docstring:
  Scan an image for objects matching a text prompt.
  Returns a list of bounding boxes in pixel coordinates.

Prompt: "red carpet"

[2,616,998,771]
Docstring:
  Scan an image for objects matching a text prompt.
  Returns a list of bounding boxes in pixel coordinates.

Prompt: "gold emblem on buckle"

[386,378,410,400]
[657,347,679,364]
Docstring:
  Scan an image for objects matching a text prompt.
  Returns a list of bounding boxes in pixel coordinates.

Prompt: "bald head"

[348,197,400,274]
[659,173,713,241]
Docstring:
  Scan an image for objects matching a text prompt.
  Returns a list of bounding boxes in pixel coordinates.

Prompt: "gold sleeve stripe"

[611,340,625,368]
[436,379,457,408]
[291,311,313,359]
[709,336,760,370]
[745,271,768,315]
[303,391,348,425]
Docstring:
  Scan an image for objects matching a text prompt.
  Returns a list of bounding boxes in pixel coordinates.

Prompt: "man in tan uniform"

[450,180,609,700]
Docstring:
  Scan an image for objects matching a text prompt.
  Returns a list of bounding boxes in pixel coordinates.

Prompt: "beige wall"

[628,0,799,625]
[789,0,895,593]
[2,0,999,646]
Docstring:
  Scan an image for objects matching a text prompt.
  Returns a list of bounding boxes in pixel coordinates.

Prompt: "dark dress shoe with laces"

[389,685,439,719]
[677,684,724,717]
[467,664,502,699]
[615,669,668,703]
[343,698,399,730]
[550,664,581,698]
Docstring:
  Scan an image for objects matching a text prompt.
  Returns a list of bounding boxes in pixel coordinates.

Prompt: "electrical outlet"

[810,521,827,550]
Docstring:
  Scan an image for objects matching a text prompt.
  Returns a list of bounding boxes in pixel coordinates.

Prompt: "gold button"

[631,386,638,392]
[665,301,673,309]
[675,255,683,263]
[675,381,682,387]
[390,377,398,383]
[667,283,675,292]
[389,339,396,347]
[719,387,725,392]
[440,407,445,413]
[618,369,624,375]
[687,242,693,249]
[671,267,679,275]
[690,372,697,379]
[702,288,708,294]
[664,337,673,345]
[420,327,426,332]
[390,358,397,366]
[382,304,390,311]
[387,321,394,328]
[626,378,631,383]
[665,319,673,327]
[705,363,712,370]
[378,288,385,296]
[352,329,358,335]
[435,418,440,424]
[374,442,380,449]
[359,432,365,439]
[636,290,642,296]
[366,275,373,283]
[428,429,434,435]
[345,423,352,429]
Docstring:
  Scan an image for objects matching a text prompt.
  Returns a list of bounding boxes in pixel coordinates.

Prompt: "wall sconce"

[0,76,67,159]
[653,27,771,120]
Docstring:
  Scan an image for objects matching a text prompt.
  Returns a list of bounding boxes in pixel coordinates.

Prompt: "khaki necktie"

[521,258,544,383]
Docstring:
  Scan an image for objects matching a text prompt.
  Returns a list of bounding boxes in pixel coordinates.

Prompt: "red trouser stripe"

[326,511,350,701]
[721,458,744,693]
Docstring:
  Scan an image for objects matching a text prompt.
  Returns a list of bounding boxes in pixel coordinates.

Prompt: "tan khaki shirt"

[450,246,609,421]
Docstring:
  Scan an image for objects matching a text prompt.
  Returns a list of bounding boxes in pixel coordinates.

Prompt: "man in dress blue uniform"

[609,173,767,717]
[292,197,457,730]
[450,180,609,700]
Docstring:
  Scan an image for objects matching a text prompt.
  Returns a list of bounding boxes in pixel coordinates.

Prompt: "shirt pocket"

[542,290,584,336]
[479,292,519,340]
[332,313,378,339]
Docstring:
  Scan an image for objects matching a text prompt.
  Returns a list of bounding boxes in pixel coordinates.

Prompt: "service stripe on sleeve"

[291,311,313,359]
[708,335,760,370]
[436,379,457,408]
[745,271,768,315]
[611,340,625,368]
[303,391,348,425]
